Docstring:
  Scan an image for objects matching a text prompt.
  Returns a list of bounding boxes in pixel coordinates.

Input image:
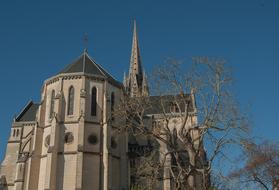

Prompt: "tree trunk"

[188,151,196,189]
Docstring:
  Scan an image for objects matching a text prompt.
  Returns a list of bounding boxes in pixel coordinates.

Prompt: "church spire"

[129,20,143,81]
[125,20,148,97]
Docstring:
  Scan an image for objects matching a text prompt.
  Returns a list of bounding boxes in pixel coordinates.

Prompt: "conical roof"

[129,20,143,79]
[59,51,122,86]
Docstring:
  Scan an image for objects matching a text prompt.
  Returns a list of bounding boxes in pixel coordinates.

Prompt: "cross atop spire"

[124,20,149,97]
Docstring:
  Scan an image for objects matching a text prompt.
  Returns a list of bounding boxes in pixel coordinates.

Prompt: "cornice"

[44,72,123,89]
[12,121,37,127]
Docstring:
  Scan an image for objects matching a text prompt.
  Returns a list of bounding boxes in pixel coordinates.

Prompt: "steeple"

[124,20,149,97]
[129,20,143,78]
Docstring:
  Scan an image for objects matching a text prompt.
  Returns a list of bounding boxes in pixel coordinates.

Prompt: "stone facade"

[0,22,207,190]
[0,51,128,190]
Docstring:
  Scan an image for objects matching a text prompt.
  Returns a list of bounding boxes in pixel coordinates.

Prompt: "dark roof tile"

[145,95,194,115]
[16,101,39,122]
[59,51,122,87]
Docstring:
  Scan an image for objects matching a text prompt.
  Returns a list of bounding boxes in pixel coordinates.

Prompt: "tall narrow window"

[111,92,115,120]
[91,87,97,116]
[170,102,179,113]
[49,90,55,118]
[68,86,75,115]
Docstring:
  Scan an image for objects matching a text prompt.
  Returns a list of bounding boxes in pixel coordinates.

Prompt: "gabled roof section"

[144,94,195,115]
[58,50,122,86]
[15,101,39,122]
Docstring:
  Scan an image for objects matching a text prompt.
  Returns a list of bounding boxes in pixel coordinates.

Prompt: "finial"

[123,71,126,87]
[133,19,137,34]
[133,18,136,27]
[83,33,89,52]
[123,71,126,80]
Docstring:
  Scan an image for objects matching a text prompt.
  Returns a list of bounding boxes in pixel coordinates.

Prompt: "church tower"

[124,21,149,97]
[0,22,208,190]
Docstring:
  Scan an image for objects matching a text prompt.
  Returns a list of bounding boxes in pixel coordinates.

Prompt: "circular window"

[44,135,50,148]
[88,134,98,145]
[111,137,117,149]
[64,132,74,144]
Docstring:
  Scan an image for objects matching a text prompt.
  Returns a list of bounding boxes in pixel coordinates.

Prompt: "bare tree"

[115,57,248,190]
[230,140,279,190]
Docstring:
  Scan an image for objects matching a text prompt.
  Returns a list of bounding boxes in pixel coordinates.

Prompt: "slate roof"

[58,51,122,87]
[144,94,195,115]
[15,101,39,122]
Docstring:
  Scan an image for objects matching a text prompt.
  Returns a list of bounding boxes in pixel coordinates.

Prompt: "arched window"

[67,86,75,115]
[111,92,115,120]
[49,90,55,118]
[13,129,16,137]
[16,129,19,137]
[91,87,97,116]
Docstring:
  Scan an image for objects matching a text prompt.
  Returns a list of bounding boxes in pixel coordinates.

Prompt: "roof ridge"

[15,100,33,121]
[84,52,107,76]
[58,53,84,74]
[57,51,122,87]
[85,52,119,82]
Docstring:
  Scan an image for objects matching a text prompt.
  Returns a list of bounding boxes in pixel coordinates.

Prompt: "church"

[0,22,206,190]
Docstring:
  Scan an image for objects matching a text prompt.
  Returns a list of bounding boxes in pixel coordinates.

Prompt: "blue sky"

[0,0,278,160]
